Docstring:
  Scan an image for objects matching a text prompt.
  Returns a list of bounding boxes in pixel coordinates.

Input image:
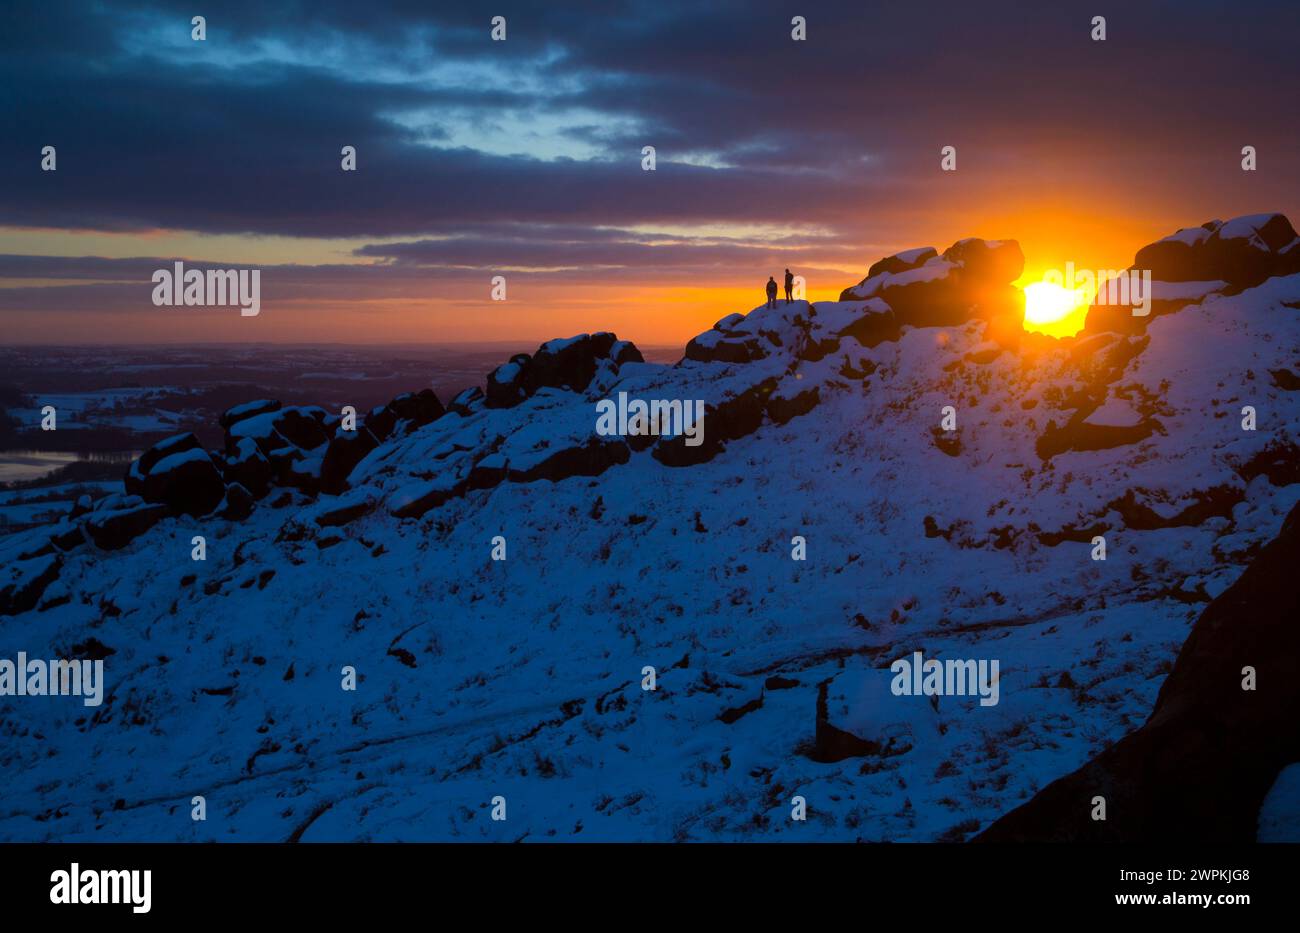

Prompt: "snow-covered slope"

[2,215,1298,841]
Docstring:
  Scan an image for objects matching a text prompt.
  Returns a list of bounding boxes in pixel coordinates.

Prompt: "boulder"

[219,399,281,431]
[653,378,774,467]
[1133,213,1300,288]
[507,438,630,484]
[319,427,379,495]
[219,482,255,521]
[839,238,1024,331]
[525,333,626,393]
[486,354,533,408]
[221,437,273,499]
[384,389,445,432]
[447,387,484,417]
[140,447,228,517]
[124,432,203,497]
[84,502,169,551]
[610,340,645,366]
[865,246,938,280]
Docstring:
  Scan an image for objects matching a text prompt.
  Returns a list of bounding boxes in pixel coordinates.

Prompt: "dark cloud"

[0,0,1296,251]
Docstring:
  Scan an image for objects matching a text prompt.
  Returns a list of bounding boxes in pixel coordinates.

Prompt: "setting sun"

[1021,281,1093,338]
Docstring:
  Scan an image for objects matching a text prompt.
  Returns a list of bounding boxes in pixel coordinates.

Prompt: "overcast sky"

[2,0,1296,345]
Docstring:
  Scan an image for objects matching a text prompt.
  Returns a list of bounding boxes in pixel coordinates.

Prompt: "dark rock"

[941,237,1025,285]
[1035,415,1160,460]
[219,399,281,431]
[389,476,467,519]
[140,448,227,517]
[385,389,445,432]
[507,438,630,484]
[1134,213,1299,288]
[610,340,644,365]
[685,331,766,364]
[1233,441,1300,487]
[314,493,375,527]
[220,482,255,521]
[467,455,510,489]
[125,432,203,496]
[654,378,774,467]
[319,427,379,495]
[84,503,169,551]
[977,498,1300,842]
[364,403,397,441]
[865,246,938,280]
[831,304,899,349]
[525,334,614,392]
[0,553,62,616]
[766,385,820,425]
[447,387,484,417]
[486,354,533,408]
[222,438,273,499]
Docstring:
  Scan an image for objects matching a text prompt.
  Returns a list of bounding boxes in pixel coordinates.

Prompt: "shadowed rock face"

[1083,213,1300,335]
[975,499,1300,843]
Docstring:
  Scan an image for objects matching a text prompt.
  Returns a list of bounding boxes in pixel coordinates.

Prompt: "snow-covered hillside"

[2,214,1298,841]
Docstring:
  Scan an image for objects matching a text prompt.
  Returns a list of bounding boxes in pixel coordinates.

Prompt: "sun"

[1022,281,1092,338]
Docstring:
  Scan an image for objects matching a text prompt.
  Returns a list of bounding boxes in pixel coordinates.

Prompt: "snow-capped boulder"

[1134,213,1300,288]
[221,437,273,499]
[864,246,938,280]
[319,427,380,495]
[219,482,255,521]
[383,389,445,434]
[84,502,169,551]
[447,387,484,417]
[227,405,330,455]
[1085,213,1300,335]
[839,238,1024,333]
[140,447,227,517]
[525,332,624,393]
[124,432,203,497]
[219,398,281,431]
[486,354,533,409]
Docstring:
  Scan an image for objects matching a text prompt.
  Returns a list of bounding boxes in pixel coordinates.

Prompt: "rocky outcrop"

[1135,213,1300,289]
[84,501,169,550]
[1083,213,1300,335]
[125,434,227,517]
[976,499,1300,842]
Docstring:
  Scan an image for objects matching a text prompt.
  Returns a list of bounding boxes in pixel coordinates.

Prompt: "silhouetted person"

[766,276,778,309]
[784,268,794,304]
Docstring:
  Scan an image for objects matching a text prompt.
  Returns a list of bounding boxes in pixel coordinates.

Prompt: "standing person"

[784,268,795,304]
[766,276,778,309]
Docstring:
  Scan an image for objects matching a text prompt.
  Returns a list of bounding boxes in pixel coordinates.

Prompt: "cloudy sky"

[2,0,1297,345]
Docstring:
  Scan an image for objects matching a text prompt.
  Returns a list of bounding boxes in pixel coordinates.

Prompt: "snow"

[895,246,938,265]
[1082,395,1144,428]
[1158,226,1214,247]
[1217,212,1283,245]
[1,262,1298,842]
[493,362,522,383]
[149,447,212,475]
